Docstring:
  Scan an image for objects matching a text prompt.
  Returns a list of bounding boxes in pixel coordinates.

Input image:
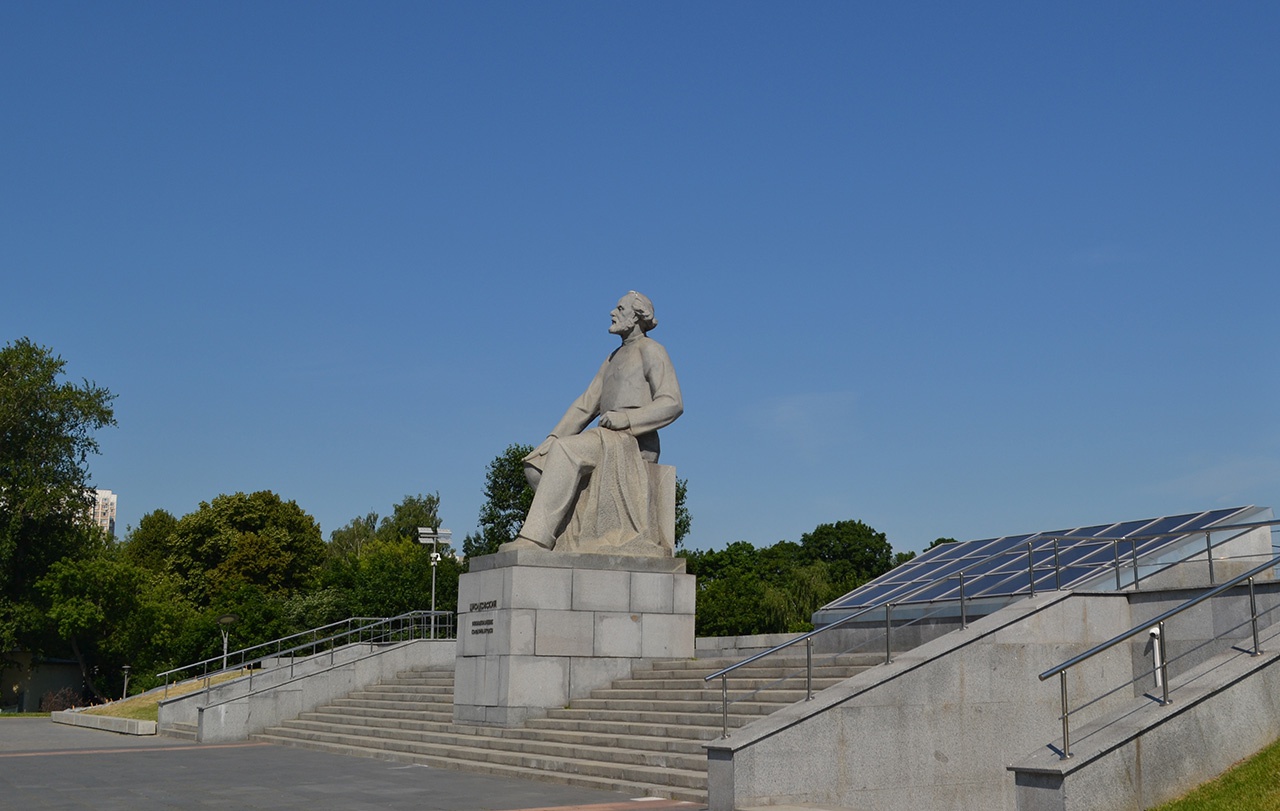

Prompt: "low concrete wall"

[706,591,1137,811]
[1011,637,1280,810]
[159,638,455,744]
[695,633,801,659]
[51,710,156,736]
[160,642,386,729]
[707,579,1280,811]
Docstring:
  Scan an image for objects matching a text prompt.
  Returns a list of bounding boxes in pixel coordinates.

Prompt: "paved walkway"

[0,719,704,811]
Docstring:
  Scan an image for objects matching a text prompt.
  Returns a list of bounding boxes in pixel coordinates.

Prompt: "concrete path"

[0,719,704,811]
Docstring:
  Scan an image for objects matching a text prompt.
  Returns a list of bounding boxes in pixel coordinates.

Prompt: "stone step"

[344,691,449,704]
[253,733,706,803]
[642,652,883,671]
[519,711,732,736]
[255,727,708,790]
[540,706,757,731]
[610,675,849,691]
[455,722,711,755]
[633,664,871,682]
[247,647,879,804]
[362,682,452,694]
[273,718,708,772]
[160,721,198,741]
[296,708,714,754]
[321,703,453,723]
[590,686,817,703]
[298,710,454,734]
[332,697,455,713]
[566,697,789,716]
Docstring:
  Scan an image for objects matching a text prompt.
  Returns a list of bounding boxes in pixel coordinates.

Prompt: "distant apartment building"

[92,488,117,537]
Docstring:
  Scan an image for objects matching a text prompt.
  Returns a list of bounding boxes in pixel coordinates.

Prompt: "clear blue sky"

[3,2,1277,555]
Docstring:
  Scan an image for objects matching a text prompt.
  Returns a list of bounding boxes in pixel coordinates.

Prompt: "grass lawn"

[80,670,248,723]
[1155,736,1280,810]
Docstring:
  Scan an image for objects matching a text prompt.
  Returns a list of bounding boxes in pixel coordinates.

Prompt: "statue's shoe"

[497,535,551,552]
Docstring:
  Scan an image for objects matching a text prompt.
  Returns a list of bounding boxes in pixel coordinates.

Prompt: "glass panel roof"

[821,506,1258,611]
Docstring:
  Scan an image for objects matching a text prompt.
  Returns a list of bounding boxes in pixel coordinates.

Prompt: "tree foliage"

[674,477,691,549]
[681,519,903,637]
[122,509,179,572]
[329,494,443,561]
[324,493,456,620]
[465,443,535,558]
[39,548,192,699]
[0,338,116,655]
[163,491,325,606]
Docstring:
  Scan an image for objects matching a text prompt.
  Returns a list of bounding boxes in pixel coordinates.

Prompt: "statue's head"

[610,290,657,337]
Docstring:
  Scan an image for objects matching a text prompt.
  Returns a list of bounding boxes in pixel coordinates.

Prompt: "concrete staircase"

[252,652,878,803]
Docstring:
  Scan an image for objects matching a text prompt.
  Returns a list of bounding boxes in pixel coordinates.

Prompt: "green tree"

[324,493,457,621]
[798,520,894,592]
[674,477,691,549]
[328,512,378,561]
[681,541,771,636]
[465,444,535,558]
[376,493,442,544]
[164,491,324,607]
[122,509,179,572]
[38,548,193,699]
[682,519,901,636]
[0,338,116,656]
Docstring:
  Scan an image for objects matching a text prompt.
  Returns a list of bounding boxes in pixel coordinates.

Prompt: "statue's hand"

[600,410,631,431]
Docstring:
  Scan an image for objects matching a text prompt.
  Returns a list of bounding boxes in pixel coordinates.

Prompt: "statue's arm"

[548,358,607,438]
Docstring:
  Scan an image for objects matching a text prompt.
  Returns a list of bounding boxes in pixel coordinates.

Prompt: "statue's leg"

[509,433,601,549]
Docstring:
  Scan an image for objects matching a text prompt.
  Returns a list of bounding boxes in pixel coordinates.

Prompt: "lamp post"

[217,614,239,671]
[417,527,452,638]
[121,665,130,700]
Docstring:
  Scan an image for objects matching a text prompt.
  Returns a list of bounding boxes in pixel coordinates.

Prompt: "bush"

[39,687,85,712]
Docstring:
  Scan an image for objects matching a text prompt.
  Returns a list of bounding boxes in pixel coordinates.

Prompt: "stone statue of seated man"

[500,291,683,556]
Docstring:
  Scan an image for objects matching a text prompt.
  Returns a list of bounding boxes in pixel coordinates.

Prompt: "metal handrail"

[702,563,1004,738]
[156,615,391,683]
[1038,552,1280,759]
[702,518,1275,738]
[158,611,453,699]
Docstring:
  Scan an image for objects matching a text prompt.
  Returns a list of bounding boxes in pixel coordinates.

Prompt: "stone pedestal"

[454,548,695,726]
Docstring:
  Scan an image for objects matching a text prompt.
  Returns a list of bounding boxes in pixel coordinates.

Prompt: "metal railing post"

[1114,540,1122,590]
[720,675,729,738]
[806,638,814,700]
[1158,620,1171,706]
[959,572,968,630]
[1206,531,1215,584]
[1059,670,1071,759]
[1053,538,1062,591]
[1027,542,1036,597]
[1249,576,1263,656]
[884,603,893,664]
[1131,542,1141,590]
